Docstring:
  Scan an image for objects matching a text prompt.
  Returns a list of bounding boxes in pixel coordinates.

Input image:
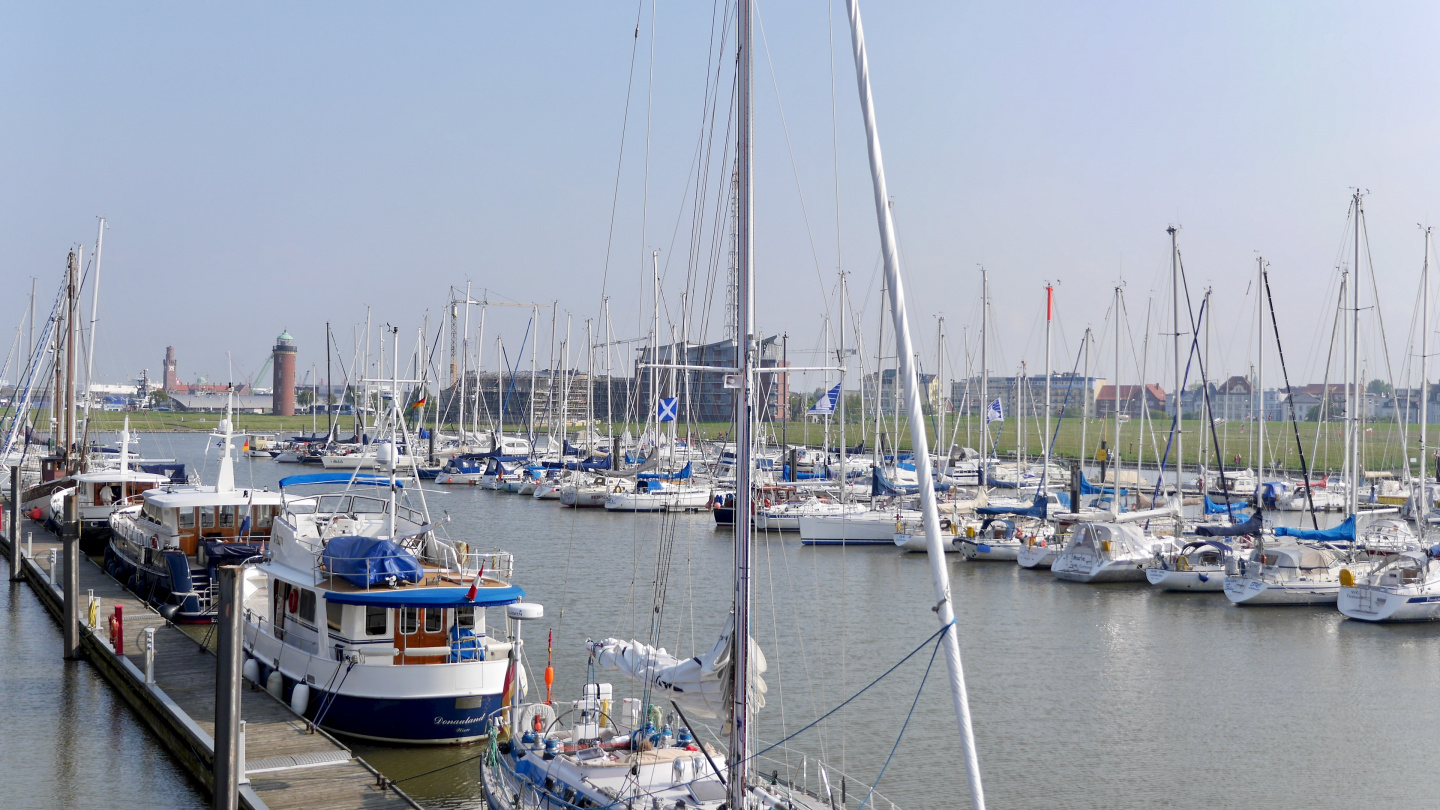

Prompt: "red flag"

[1046,284,1054,321]
[465,564,485,601]
[501,654,516,705]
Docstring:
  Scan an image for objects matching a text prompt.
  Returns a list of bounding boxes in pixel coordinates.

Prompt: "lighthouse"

[272,330,297,416]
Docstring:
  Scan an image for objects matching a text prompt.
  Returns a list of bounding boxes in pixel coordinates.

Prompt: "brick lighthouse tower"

[272,330,297,416]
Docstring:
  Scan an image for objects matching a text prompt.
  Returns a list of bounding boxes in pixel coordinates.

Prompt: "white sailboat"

[481,1,986,805]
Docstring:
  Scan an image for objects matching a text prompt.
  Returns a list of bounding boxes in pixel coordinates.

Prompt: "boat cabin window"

[178,509,195,530]
[326,601,343,633]
[399,607,420,635]
[298,589,316,622]
[254,505,276,530]
[365,606,387,636]
[424,609,443,634]
[352,496,386,514]
[200,508,215,529]
[318,495,350,514]
[219,506,236,528]
[455,606,476,630]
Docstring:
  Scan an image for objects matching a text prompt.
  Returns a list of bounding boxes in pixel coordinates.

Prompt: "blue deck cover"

[1274,515,1356,543]
[321,536,424,587]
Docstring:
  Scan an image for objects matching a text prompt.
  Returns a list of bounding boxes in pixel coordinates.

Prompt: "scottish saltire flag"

[657,397,678,422]
[984,398,1004,424]
[807,383,842,416]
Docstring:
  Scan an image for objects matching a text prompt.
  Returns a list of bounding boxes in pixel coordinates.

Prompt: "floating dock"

[2,517,421,810]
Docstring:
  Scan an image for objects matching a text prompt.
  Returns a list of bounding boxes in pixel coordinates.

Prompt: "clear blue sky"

[5,1,1440,395]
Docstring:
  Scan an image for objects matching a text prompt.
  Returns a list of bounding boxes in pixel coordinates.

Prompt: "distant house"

[167,393,274,414]
[1094,384,1165,417]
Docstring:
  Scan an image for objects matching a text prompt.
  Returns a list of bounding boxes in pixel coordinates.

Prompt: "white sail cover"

[586,618,767,720]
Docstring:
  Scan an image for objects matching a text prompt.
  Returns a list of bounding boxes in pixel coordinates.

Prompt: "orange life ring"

[287,589,299,614]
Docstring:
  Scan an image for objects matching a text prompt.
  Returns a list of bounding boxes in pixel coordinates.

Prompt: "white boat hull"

[1338,585,1440,621]
[1016,543,1061,569]
[798,513,899,546]
[1052,556,1149,583]
[605,489,711,512]
[1145,566,1226,591]
[1224,575,1339,605]
[956,538,1022,561]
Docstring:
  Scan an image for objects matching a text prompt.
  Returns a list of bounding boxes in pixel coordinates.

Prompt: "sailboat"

[1228,193,1416,606]
[107,404,282,622]
[241,336,525,743]
[482,0,985,805]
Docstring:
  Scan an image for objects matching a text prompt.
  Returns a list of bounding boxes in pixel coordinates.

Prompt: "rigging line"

[1263,270,1320,527]
[636,0,658,351]
[754,0,832,318]
[597,0,648,318]
[748,618,955,765]
[858,628,943,810]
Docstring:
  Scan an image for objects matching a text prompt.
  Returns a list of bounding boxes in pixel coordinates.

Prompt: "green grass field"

[36,410,1429,474]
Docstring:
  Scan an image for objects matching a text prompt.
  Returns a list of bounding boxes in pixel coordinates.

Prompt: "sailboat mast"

[1043,286,1052,495]
[844,0,985,805]
[937,316,946,461]
[980,267,988,488]
[1081,327,1090,473]
[81,218,105,448]
[1351,192,1363,515]
[66,249,78,469]
[1169,226,1182,515]
[1113,285,1123,519]
[1257,256,1266,488]
[727,0,755,801]
[838,272,848,502]
[1423,228,1432,502]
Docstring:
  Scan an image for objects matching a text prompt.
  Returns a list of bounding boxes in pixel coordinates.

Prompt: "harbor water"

[12,430,1440,808]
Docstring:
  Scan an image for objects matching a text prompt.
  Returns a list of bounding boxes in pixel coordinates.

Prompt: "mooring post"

[63,492,80,660]
[143,626,156,684]
[214,565,243,810]
[7,466,19,580]
[47,549,57,585]
[238,720,248,786]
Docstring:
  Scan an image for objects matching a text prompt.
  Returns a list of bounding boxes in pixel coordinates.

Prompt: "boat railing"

[750,746,903,810]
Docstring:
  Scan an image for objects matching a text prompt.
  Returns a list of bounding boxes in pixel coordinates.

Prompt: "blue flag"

[984,398,1004,424]
[657,397,678,422]
[807,383,841,416]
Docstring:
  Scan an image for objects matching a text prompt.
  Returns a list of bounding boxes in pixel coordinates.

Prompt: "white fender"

[266,671,284,700]
[290,683,310,716]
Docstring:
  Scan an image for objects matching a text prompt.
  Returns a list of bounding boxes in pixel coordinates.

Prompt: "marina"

[10,2,1440,809]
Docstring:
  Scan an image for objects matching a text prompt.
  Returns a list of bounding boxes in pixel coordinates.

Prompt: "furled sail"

[586,617,766,720]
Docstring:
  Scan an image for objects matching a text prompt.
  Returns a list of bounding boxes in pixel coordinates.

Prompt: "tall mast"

[1423,227,1432,507]
[1113,285,1123,519]
[726,0,755,801]
[937,315,947,462]
[459,284,471,442]
[1080,327,1090,473]
[1256,257,1266,489]
[1043,285,1052,497]
[845,0,985,805]
[1351,192,1363,516]
[980,267,988,489]
[1168,226,1182,520]
[1340,271,1351,494]
[475,305,487,439]
[529,303,538,456]
[838,271,849,503]
[66,249,78,469]
[81,218,105,448]
[326,322,334,439]
[652,249,661,441]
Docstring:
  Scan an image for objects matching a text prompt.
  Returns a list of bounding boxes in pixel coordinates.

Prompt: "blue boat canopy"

[1274,515,1355,543]
[977,494,1049,519]
[1195,512,1262,537]
[321,536,423,587]
[279,473,403,489]
[1204,494,1247,515]
[322,584,526,608]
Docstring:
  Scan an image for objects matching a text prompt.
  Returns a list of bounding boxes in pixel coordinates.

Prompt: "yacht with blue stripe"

[242,461,528,744]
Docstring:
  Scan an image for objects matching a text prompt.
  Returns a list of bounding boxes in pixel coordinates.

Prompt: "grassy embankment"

[47,410,1427,474]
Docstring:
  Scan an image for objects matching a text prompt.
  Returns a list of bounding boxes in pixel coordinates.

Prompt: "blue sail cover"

[871,466,951,496]
[638,462,693,481]
[1274,515,1356,543]
[976,494,1049,519]
[1204,495,1247,516]
[321,536,424,587]
[1077,471,1128,496]
[1195,512,1262,537]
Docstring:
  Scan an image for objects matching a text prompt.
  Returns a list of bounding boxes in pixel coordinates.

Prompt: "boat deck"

[3,517,419,810]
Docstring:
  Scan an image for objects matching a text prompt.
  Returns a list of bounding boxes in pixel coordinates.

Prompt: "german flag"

[410,397,427,409]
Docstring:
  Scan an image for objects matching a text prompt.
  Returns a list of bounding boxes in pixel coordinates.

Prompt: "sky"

[5,1,1440,397]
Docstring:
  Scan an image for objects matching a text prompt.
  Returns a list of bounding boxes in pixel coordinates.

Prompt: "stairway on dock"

[4,518,421,810]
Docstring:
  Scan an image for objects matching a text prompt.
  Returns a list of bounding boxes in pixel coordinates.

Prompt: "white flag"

[984,398,1004,424]
[807,383,841,416]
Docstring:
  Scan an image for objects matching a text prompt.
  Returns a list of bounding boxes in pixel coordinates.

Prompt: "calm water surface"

[44,432,1440,808]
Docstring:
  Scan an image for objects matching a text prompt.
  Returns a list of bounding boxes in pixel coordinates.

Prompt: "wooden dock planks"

[4,518,419,810]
